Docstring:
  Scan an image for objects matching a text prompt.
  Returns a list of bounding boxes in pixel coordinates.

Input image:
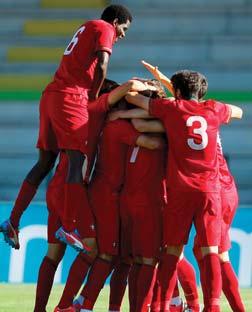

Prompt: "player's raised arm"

[227,104,243,119]
[107,80,156,106]
[125,92,150,111]
[131,118,165,133]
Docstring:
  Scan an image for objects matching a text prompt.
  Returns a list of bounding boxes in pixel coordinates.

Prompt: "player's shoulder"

[88,19,113,31]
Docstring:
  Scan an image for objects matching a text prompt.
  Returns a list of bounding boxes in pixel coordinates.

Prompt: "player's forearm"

[107,81,134,106]
[136,134,165,150]
[125,93,150,111]
[89,63,107,100]
[117,108,151,119]
[132,119,165,133]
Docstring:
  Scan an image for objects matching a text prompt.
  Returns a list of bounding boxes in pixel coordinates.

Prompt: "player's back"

[91,119,139,192]
[151,98,231,192]
[122,145,166,205]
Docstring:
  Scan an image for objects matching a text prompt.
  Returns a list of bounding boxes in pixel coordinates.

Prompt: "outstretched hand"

[129,79,157,92]
[141,60,175,96]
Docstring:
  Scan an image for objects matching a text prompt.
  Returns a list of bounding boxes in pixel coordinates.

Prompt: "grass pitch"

[0,284,251,311]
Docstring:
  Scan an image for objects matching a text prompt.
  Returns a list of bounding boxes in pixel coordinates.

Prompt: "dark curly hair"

[140,79,166,99]
[99,78,119,95]
[101,4,133,24]
[171,70,208,100]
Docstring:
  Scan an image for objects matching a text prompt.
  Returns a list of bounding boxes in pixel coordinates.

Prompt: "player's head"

[140,79,166,99]
[101,5,132,41]
[171,70,208,100]
[99,78,119,95]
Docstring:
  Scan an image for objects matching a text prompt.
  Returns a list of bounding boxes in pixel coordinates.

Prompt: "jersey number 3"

[64,26,85,56]
[186,116,208,150]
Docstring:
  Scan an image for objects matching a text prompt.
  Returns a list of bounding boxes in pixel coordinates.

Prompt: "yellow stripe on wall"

[41,0,107,9]
[24,19,84,36]
[8,47,64,62]
[0,74,51,91]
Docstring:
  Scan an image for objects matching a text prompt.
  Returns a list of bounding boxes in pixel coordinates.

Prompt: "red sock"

[221,261,245,312]
[172,280,180,298]
[128,263,141,312]
[34,256,58,312]
[136,265,156,312]
[150,277,161,312]
[197,258,208,306]
[81,257,113,309]
[109,262,131,311]
[58,253,93,309]
[63,183,87,233]
[201,254,222,311]
[10,180,37,228]
[177,257,199,307]
[158,254,179,311]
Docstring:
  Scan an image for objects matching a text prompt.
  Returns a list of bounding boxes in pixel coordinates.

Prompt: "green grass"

[0,284,251,311]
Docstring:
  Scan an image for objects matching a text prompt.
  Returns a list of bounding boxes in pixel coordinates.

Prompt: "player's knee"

[201,246,218,257]
[83,238,98,259]
[99,253,114,262]
[166,245,184,257]
[133,256,156,266]
[46,243,66,264]
[219,251,229,263]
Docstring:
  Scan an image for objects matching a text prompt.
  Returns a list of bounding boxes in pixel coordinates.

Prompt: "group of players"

[0,4,246,312]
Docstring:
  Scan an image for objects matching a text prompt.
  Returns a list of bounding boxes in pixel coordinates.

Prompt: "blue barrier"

[0,202,252,286]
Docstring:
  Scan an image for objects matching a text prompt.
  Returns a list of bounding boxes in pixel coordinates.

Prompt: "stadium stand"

[0,0,251,203]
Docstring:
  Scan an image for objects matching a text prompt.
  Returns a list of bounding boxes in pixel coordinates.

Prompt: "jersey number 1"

[186,116,208,150]
[64,26,85,56]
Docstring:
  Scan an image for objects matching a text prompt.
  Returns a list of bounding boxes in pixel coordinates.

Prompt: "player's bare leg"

[55,149,95,252]
[0,149,58,249]
[219,251,245,312]
[34,243,66,312]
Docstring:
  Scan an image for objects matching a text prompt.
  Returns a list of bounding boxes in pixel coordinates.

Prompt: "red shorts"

[37,90,89,154]
[120,195,162,259]
[164,191,222,247]
[88,181,120,255]
[219,185,238,253]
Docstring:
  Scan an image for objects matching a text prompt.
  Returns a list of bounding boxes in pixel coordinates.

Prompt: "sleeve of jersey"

[149,98,172,120]
[94,24,114,54]
[216,101,232,124]
[88,93,109,114]
[114,120,140,146]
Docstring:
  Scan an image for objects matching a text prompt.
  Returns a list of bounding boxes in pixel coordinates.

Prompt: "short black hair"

[99,78,119,95]
[101,4,133,24]
[171,70,208,100]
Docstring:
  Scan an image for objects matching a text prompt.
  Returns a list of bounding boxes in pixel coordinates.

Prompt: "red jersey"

[91,119,140,191]
[217,133,236,193]
[46,20,116,94]
[122,146,166,205]
[150,98,231,192]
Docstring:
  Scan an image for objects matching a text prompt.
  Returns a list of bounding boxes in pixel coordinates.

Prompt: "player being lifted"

[0,4,133,251]
[126,67,243,312]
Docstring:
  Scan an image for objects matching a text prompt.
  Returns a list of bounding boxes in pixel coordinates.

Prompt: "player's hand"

[107,111,121,121]
[129,79,157,92]
[141,60,175,96]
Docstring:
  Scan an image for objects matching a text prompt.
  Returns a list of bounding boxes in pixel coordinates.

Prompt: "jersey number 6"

[64,26,85,56]
[186,116,208,150]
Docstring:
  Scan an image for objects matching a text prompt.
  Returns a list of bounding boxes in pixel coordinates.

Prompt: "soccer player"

[0,4,132,250]
[125,69,243,312]
[193,139,245,312]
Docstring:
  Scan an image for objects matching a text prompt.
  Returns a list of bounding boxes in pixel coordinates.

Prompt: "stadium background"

[0,0,252,306]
